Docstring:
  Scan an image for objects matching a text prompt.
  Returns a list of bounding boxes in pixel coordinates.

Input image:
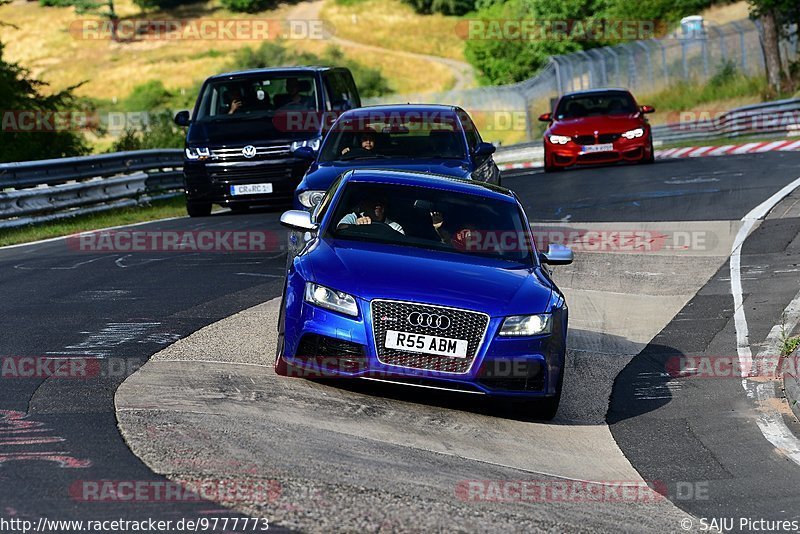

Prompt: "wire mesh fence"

[366,19,798,145]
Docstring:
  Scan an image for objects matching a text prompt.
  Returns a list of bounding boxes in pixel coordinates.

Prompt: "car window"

[312,174,344,224]
[457,110,480,151]
[324,71,357,112]
[327,182,532,264]
[195,75,319,121]
[554,92,637,119]
[318,111,467,162]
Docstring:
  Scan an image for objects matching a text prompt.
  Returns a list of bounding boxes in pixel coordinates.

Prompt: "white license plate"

[384,330,469,359]
[581,143,614,153]
[230,183,273,196]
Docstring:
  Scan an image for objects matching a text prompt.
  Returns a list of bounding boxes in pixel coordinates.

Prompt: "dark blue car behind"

[292,105,501,210]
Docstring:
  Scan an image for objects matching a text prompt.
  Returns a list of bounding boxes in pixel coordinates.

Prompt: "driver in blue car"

[337,196,405,234]
[336,196,450,242]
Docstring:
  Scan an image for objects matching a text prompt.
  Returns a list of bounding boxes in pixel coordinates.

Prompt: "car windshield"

[194,74,319,122]
[327,181,533,264]
[555,92,637,119]
[318,111,467,162]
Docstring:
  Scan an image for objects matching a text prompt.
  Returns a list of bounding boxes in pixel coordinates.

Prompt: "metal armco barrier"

[0,149,184,229]
[651,98,800,144]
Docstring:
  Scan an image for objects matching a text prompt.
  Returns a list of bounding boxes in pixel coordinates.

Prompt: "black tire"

[642,138,656,165]
[186,202,212,217]
[274,283,289,376]
[532,368,564,421]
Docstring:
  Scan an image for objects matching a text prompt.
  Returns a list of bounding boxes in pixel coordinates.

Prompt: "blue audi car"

[291,105,501,210]
[276,169,572,419]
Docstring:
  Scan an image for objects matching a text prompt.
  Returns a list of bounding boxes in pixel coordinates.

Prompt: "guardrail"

[651,98,800,144]
[0,150,184,229]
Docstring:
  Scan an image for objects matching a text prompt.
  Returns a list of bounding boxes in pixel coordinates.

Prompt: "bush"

[122,80,173,111]
[400,0,476,16]
[110,111,184,152]
[132,0,204,9]
[38,0,75,6]
[219,0,274,13]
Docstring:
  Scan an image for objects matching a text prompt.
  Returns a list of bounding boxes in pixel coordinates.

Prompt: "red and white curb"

[656,139,800,159]
[497,139,800,171]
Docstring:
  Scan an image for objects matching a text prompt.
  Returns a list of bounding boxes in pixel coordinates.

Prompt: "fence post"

[625,44,637,88]
[636,41,654,90]
[681,39,689,79]
[731,21,747,72]
[656,40,669,82]
[607,46,621,86]
[550,57,563,96]
[712,25,727,62]
[577,51,594,88]
[589,48,608,86]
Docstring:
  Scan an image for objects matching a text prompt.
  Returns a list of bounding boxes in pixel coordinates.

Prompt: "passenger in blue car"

[336,196,405,234]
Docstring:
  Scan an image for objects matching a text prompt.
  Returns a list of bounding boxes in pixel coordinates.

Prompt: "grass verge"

[0,196,187,247]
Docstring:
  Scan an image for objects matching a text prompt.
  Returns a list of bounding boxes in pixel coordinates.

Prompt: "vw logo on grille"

[242,145,257,158]
[407,312,450,330]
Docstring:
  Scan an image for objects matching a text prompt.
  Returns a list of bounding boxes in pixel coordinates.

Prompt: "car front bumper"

[546,136,651,168]
[282,288,567,398]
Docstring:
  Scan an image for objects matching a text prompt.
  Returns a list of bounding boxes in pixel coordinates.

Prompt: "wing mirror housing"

[540,243,573,265]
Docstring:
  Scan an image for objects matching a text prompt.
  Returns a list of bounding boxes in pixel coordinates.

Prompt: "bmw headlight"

[304,283,358,317]
[621,128,644,139]
[499,314,552,336]
[291,137,322,152]
[548,135,570,145]
[298,190,326,209]
[185,147,211,160]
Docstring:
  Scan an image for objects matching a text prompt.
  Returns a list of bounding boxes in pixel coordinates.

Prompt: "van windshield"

[194,74,319,122]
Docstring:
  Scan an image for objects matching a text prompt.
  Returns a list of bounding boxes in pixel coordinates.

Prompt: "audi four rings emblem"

[407,312,451,330]
[242,145,257,158]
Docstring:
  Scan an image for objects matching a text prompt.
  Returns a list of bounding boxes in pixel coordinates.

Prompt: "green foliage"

[219,0,274,14]
[229,42,391,97]
[0,41,89,163]
[39,0,75,6]
[122,80,173,111]
[643,68,767,112]
[110,111,184,151]
[132,0,203,9]
[400,0,476,16]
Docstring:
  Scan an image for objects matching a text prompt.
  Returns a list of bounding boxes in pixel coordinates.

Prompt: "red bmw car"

[540,89,655,172]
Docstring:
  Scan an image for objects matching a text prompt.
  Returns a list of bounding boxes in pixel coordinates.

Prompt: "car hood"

[305,239,553,316]
[550,114,643,135]
[186,119,318,146]
[301,159,470,191]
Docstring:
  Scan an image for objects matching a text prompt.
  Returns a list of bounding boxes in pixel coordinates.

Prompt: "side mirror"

[640,105,655,114]
[174,110,191,127]
[540,244,573,265]
[280,210,319,232]
[293,146,316,160]
[473,142,496,157]
[538,112,552,122]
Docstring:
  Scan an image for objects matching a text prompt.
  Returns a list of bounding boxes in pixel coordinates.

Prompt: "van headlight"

[185,147,211,160]
[621,128,644,139]
[548,135,570,145]
[291,137,322,152]
[304,283,358,317]
[499,314,552,336]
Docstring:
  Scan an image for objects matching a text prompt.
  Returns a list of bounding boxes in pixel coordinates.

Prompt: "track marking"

[730,175,800,464]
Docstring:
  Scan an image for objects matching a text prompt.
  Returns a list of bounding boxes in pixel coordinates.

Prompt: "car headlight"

[304,283,358,317]
[298,190,326,209]
[621,128,644,139]
[185,147,211,160]
[499,314,552,336]
[291,137,322,152]
[548,135,570,145]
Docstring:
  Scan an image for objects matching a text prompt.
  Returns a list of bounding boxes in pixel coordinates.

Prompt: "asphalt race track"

[2,151,800,532]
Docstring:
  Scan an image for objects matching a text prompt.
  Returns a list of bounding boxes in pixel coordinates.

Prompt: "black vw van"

[174,67,360,216]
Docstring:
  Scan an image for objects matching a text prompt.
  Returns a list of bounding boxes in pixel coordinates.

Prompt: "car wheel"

[274,284,289,376]
[543,149,561,173]
[532,368,564,421]
[186,201,212,217]
[641,138,655,165]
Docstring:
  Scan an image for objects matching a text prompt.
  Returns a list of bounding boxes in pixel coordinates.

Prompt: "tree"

[749,0,800,93]
[0,41,89,163]
[72,0,120,40]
